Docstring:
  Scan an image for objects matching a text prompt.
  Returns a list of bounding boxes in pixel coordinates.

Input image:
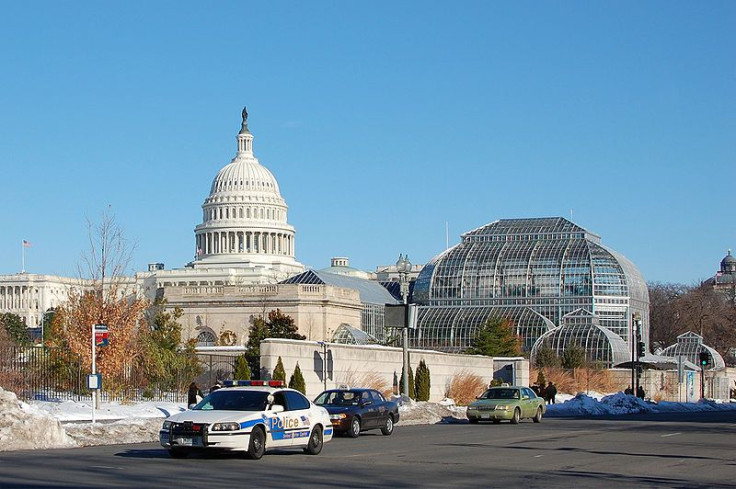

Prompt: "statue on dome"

[242,106,248,122]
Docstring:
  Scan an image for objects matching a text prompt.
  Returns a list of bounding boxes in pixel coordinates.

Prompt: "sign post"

[90,324,108,424]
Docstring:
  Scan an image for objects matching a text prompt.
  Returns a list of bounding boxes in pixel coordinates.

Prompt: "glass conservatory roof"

[281,270,399,305]
[332,323,378,345]
[531,309,631,367]
[660,332,725,370]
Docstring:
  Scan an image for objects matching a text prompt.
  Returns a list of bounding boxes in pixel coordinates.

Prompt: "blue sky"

[1,2,734,285]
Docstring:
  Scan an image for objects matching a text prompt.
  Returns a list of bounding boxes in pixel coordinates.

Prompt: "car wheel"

[304,425,323,455]
[247,426,266,460]
[381,415,394,436]
[468,418,479,424]
[168,448,189,459]
[533,407,543,423]
[347,417,361,438]
[510,408,521,424]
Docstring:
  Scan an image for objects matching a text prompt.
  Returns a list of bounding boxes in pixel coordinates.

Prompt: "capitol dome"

[191,107,303,280]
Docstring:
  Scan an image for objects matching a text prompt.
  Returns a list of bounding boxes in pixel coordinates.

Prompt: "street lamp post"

[396,254,411,397]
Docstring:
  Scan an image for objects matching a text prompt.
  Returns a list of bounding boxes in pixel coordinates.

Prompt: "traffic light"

[637,341,646,357]
[699,351,710,367]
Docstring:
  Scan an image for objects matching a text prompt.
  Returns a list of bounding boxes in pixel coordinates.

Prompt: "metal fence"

[0,346,238,403]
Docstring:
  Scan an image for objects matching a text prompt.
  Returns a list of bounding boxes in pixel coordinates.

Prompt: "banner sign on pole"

[94,324,109,347]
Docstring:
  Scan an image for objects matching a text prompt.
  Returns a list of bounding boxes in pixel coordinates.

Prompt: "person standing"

[187,382,203,406]
[636,385,645,400]
[546,382,557,404]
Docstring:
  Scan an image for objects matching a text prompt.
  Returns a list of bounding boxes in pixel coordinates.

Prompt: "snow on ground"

[1,386,735,452]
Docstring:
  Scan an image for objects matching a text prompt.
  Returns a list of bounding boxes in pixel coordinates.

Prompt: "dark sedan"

[314,388,400,438]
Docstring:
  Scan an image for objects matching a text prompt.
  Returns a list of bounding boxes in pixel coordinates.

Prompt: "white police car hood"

[166,410,273,425]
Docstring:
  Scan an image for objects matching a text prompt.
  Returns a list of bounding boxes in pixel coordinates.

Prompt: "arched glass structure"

[530,309,630,367]
[412,217,649,356]
[332,323,378,345]
[660,332,725,370]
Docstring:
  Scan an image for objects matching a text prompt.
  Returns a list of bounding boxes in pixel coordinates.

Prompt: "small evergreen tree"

[534,346,560,368]
[400,364,415,399]
[0,313,31,346]
[288,362,306,394]
[273,356,287,382]
[561,343,586,369]
[465,317,521,357]
[233,354,251,381]
[244,309,305,378]
[414,359,431,401]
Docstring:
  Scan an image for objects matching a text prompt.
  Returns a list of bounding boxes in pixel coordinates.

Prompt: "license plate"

[481,414,490,419]
[175,437,193,446]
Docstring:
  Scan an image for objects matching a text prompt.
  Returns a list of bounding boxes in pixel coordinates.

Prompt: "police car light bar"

[224,380,286,387]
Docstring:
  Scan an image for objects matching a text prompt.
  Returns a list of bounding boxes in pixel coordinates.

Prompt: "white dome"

[209,156,281,198]
[191,108,303,280]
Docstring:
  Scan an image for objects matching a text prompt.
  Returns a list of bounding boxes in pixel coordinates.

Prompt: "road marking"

[89,465,121,470]
[661,432,681,438]
[534,455,544,458]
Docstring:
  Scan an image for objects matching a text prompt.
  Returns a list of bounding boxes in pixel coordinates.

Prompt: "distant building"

[703,249,736,295]
[0,274,137,329]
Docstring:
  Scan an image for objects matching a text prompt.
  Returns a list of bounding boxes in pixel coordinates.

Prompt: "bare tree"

[78,209,136,299]
[648,282,690,349]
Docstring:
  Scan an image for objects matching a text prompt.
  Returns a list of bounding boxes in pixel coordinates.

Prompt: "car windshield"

[194,390,270,411]
[480,388,520,400]
[314,390,361,407]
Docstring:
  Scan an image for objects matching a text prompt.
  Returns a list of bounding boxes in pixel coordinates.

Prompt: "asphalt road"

[1,412,735,489]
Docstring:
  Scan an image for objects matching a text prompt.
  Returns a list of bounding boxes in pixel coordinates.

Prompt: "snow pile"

[0,387,76,451]
[546,392,736,417]
[546,392,654,416]
[399,398,466,425]
[64,418,165,447]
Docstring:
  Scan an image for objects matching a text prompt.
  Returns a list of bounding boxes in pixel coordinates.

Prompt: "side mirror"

[188,403,197,409]
[522,395,530,400]
[359,399,372,407]
[475,395,482,400]
[270,404,285,413]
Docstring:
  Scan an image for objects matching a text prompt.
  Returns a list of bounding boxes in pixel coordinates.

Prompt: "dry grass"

[338,367,391,397]
[531,367,620,395]
[445,369,487,406]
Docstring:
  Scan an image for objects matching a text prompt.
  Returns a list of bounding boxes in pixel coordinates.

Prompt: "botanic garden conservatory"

[411,217,649,367]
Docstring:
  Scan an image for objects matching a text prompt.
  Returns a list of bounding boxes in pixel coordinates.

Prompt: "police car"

[160,380,333,459]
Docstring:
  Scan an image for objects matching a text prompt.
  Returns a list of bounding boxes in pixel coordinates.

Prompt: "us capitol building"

[2,107,667,367]
[1,108,400,347]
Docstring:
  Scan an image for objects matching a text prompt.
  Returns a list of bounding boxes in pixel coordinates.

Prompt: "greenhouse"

[411,217,649,358]
[530,309,631,368]
[659,332,725,370]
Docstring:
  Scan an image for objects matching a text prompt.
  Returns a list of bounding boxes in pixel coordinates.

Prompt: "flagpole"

[21,240,25,273]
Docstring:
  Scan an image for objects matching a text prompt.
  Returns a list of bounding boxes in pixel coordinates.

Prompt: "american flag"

[22,240,32,248]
